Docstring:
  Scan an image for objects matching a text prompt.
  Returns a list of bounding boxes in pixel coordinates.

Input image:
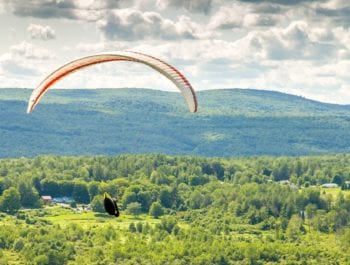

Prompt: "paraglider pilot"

[103,192,120,217]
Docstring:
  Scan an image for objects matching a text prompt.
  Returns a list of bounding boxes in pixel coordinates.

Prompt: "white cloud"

[243,13,277,27]
[308,27,335,43]
[209,4,278,30]
[27,23,56,40]
[156,0,213,14]
[0,2,4,14]
[9,41,55,60]
[0,41,56,84]
[6,0,77,19]
[315,0,350,27]
[75,41,128,52]
[3,0,121,21]
[74,0,120,9]
[97,9,206,41]
[319,0,349,9]
[209,5,246,30]
[229,21,340,61]
[0,52,37,76]
[138,21,340,64]
[333,27,350,50]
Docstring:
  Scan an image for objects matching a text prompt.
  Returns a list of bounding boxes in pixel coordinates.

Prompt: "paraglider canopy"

[27,51,198,113]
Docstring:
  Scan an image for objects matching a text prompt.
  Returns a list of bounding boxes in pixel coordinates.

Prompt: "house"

[52,196,74,204]
[343,181,350,189]
[278,180,290,185]
[41,196,52,204]
[321,183,338,188]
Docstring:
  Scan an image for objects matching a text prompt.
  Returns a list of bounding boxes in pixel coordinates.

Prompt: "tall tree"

[286,214,304,241]
[149,202,163,218]
[18,181,40,208]
[126,202,142,216]
[0,187,21,214]
[91,195,104,213]
[73,182,90,203]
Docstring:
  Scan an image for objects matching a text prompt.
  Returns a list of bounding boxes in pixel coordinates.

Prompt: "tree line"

[0,154,349,228]
[0,154,349,263]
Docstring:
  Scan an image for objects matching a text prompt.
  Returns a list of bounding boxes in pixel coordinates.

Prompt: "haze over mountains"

[1,88,350,158]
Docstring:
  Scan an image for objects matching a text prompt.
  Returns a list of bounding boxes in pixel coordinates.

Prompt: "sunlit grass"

[38,206,161,230]
[2,250,25,265]
[321,187,350,198]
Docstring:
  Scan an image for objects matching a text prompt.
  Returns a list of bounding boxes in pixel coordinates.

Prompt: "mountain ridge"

[1,88,350,158]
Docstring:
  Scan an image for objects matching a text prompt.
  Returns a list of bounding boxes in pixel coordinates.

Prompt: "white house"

[321,183,338,188]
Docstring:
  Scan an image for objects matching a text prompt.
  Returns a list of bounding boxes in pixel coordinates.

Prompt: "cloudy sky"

[1,0,350,104]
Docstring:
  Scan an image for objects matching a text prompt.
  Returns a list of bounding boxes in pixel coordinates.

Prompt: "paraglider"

[27,51,198,217]
[27,51,198,113]
[103,192,120,217]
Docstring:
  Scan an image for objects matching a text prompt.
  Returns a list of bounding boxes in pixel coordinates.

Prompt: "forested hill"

[1,88,350,158]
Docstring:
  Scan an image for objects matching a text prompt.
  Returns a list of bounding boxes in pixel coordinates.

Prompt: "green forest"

[2,88,350,157]
[0,154,349,264]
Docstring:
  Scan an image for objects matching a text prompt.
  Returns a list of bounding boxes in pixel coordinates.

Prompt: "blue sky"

[1,0,350,104]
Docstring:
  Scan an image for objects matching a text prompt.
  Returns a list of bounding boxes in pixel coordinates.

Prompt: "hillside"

[1,88,350,158]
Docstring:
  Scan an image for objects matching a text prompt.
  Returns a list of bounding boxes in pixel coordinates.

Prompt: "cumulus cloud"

[209,5,278,30]
[333,27,350,50]
[3,0,150,21]
[125,21,339,65]
[209,5,245,29]
[0,54,39,76]
[238,0,326,5]
[27,23,56,40]
[97,9,206,41]
[318,0,349,9]
[156,0,213,14]
[225,21,340,61]
[249,3,284,14]
[244,14,277,27]
[75,41,128,52]
[0,41,57,88]
[6,0,77,19]
[9,41,55,60]
[316,3,350,26]
[4,0,213,19]
[3,0,120,20]
[0,2,4,14]
[74,0,120,9]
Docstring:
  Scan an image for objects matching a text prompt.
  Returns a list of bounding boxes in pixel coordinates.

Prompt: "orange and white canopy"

[27,51,198,113]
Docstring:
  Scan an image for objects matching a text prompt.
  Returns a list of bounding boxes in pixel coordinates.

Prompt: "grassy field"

[25,206,162,230]
[320,187,350,198]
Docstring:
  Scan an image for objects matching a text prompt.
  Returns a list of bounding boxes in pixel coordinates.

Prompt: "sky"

[0,0,350,104]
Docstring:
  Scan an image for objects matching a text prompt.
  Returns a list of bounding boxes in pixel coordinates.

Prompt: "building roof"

[52,196,74,203]
[321,183,338,188]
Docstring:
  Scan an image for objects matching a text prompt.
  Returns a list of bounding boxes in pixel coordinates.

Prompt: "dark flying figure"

[104,192,120,217]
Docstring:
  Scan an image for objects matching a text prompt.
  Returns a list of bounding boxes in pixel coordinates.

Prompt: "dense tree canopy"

[0,154,349,264]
